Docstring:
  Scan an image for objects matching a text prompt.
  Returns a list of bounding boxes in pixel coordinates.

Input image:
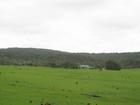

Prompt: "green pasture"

[0,65,140,105]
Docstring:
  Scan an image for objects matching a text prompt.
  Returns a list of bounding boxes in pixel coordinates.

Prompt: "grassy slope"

[0,66,140,105]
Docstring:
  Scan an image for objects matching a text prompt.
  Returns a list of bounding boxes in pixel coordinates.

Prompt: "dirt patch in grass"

[81,93,102,98]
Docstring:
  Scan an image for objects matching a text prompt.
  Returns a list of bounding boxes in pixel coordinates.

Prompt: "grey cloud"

[0,0,140,52]
[52,0,110,11]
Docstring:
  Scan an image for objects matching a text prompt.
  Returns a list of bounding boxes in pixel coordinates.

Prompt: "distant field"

[0,65,140,105]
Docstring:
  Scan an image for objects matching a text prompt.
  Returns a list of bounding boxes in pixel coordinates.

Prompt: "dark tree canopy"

[0,48,140,69]
[105,60,121,70]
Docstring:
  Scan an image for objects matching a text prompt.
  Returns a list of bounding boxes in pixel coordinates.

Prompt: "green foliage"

[105,60,121,70]
[60,62,78,69]
[0,48,140,69]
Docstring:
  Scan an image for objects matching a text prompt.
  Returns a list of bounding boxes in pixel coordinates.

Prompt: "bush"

[60,62,78,69]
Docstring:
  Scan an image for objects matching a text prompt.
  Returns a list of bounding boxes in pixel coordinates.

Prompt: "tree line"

[0,48,140,69]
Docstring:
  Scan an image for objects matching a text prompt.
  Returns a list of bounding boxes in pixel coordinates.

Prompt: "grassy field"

[0,65,140,105]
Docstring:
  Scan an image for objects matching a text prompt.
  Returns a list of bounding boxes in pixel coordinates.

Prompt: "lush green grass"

[0,65,140,105]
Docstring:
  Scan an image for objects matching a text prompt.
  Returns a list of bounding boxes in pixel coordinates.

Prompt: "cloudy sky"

[0,0,140,53]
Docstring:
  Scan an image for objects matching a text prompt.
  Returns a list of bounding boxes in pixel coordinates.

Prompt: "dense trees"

[0,48,140,69]
[105,60,121,70]
[60,62,78,69]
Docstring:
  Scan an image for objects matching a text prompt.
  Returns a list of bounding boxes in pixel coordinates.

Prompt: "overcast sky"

[0,0,140,53]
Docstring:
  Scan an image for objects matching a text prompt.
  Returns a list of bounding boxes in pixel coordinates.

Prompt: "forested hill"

[0,48,140,69]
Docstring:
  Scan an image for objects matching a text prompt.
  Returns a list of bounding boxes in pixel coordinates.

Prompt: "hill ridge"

[0,48,140,69]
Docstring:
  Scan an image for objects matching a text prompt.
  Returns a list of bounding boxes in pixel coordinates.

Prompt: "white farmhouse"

[78,65,94,69]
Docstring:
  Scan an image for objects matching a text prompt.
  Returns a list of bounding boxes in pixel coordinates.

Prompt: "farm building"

[78,65,94,69]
